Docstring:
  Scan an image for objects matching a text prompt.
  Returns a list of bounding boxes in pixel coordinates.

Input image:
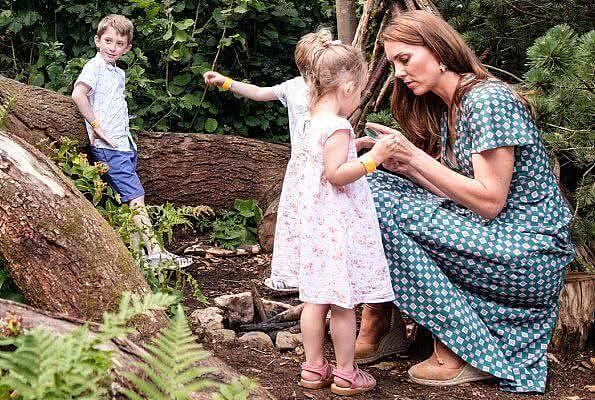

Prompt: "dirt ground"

[177,236,595,400]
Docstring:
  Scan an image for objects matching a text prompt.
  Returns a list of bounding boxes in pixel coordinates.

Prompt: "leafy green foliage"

[0,259,23,303]
[121,304,215,400]
[437,0,593,77]
[211,199,262,249]
[0,292,176,400]
[0,95,15,129]
[213,376,257,400]
[0,0,333,140]
[523,25,595,262]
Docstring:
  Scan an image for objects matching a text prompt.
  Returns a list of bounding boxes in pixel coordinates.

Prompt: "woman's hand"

[366,122,419,166]
[203,71,226,87]
[382,157,411,176]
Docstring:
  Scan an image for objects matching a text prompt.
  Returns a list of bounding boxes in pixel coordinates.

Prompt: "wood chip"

[303,393,315,399]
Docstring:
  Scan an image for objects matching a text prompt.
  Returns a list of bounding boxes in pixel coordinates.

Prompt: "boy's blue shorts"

[89,146,145,203]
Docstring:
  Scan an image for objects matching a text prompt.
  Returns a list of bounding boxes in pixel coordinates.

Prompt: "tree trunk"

[0,131,165,336]
[550,272,595,353]
[336,0,358,44]
[0,299,273,400]
[0,75,290,211]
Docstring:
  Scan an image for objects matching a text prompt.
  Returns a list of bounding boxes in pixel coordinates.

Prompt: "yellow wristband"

[359,155,377,175]
[90,119,100,129]
[220,77,233,91]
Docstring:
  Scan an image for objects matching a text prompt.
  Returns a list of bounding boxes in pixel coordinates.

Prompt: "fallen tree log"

[0,75,290,210]
[0,131,164,336]
[0,299,272,400]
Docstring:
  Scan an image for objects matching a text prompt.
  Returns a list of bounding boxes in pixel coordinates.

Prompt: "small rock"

[275,331,303,350]
[214,292,254,324]
[370,361,398,370]
[262,299,292,316]
[295,345,304,356]
[190,307,224,335]
[210,329,236,344]
[547,352,560,364]
[238,331,274,348]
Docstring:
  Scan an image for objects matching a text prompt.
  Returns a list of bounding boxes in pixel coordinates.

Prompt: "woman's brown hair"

[382,10,491,158]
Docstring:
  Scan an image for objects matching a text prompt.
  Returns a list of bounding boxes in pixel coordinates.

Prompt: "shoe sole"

[298,378,332,389]
[355,329,409,364]
[408,365,493,386]
[263,278,299,294]
[330,382,376,395]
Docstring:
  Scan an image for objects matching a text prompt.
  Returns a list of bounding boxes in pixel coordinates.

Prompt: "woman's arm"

[203,71,277,101]
[410,146,514,219]
[366,122,514,220]
[383,157,448,198]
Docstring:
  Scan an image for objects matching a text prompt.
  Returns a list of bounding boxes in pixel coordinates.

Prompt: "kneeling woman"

[355,10,575,393]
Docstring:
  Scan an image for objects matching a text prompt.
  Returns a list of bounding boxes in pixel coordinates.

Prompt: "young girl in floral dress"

[288,41,399,395]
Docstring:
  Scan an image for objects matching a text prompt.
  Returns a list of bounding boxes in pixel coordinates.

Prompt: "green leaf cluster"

[0,0,333,141]
[210,199,263,249]
[0,292,176,400]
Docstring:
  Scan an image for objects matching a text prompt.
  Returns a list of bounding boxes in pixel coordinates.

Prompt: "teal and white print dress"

[368,80,575,393]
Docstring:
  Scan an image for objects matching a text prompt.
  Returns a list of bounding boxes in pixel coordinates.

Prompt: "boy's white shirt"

[74,53,136,151]
[271,76,308,143]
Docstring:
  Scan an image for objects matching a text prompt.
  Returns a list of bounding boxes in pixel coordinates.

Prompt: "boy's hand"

[91,126,117,148]
[203,71,226,87]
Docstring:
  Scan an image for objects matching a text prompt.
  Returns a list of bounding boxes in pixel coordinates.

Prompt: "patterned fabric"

[271,114,395,309]
[75,53,135,151]
[369,80,575,392]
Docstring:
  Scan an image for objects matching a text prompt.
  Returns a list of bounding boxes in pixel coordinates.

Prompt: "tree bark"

[550,272,595,353]
[336,0,358,44]
[0,131,165,336]
[0,75,290,211]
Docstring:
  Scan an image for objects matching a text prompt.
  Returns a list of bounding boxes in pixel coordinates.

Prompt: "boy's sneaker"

[263,277,299,294]
[144,251,194,268]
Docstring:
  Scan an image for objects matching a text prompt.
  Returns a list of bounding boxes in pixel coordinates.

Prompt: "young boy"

[72,14,191,267]
[203,29,335,293]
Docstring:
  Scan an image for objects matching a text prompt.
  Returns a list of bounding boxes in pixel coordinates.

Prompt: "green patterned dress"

[368,80,575,393]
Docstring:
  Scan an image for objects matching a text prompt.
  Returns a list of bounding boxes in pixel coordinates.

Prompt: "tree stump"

[550,272,595,353]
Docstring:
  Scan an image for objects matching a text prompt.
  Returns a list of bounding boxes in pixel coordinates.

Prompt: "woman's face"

[384,41,442,96]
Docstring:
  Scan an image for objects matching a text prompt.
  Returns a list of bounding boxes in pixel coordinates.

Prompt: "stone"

[275,331,303,350]
[213,292,254,324]
[190,307,224,335]
[210,329,236,344]
[238,331,274,348]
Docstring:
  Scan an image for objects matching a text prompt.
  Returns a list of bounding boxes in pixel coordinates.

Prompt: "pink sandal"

[331,364,376,396]
[299,358,334,389]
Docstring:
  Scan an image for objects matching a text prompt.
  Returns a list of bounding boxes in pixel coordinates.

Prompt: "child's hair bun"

[315,28,333,46]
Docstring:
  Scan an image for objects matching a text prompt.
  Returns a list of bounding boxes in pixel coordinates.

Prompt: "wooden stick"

[374,73,394,111]
[251,282,268,323]
[237,321,299,333]
[268,303,304,323]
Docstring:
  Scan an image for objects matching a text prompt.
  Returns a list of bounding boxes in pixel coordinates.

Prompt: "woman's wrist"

[409,147,431,171]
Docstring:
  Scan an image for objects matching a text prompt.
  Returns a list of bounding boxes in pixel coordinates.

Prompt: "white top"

[271,76,308,143]
[74,53,135,151]
[270,114,395,309]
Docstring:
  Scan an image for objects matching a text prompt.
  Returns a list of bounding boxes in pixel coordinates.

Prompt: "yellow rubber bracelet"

[359,155,377,175]
[220,77,233,91]
[90,119,100,129]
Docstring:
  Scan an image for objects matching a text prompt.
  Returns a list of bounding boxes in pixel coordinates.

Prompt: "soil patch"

[177,238,594,400]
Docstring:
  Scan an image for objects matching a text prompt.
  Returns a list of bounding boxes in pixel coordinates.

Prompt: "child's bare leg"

[129,196,161,255]
[329,305,356,387]
[301,303,330,381]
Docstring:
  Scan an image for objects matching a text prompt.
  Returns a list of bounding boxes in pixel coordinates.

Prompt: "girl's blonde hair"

[295,28,333,77]
[308,42,367,110]
[382,10,490,158]
[97,14,134,44]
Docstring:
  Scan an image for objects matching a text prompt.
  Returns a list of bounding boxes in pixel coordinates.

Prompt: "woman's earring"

[439,63,447,73]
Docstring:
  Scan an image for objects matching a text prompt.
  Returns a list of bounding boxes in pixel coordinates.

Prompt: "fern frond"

[122,305,216,400]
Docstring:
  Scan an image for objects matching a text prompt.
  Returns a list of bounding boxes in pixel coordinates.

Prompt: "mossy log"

[0,131,165,336]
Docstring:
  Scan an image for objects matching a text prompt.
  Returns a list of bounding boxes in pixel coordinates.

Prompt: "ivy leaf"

[174,30,187,43]
[205,118,218,133]
[163,28,172,41]
[174,18,194,31]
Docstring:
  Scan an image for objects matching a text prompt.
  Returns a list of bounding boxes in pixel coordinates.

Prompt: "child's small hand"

[355,136,375,151]
[203,71,226,87]
[369,133,399,163]
[92,126,117,148]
